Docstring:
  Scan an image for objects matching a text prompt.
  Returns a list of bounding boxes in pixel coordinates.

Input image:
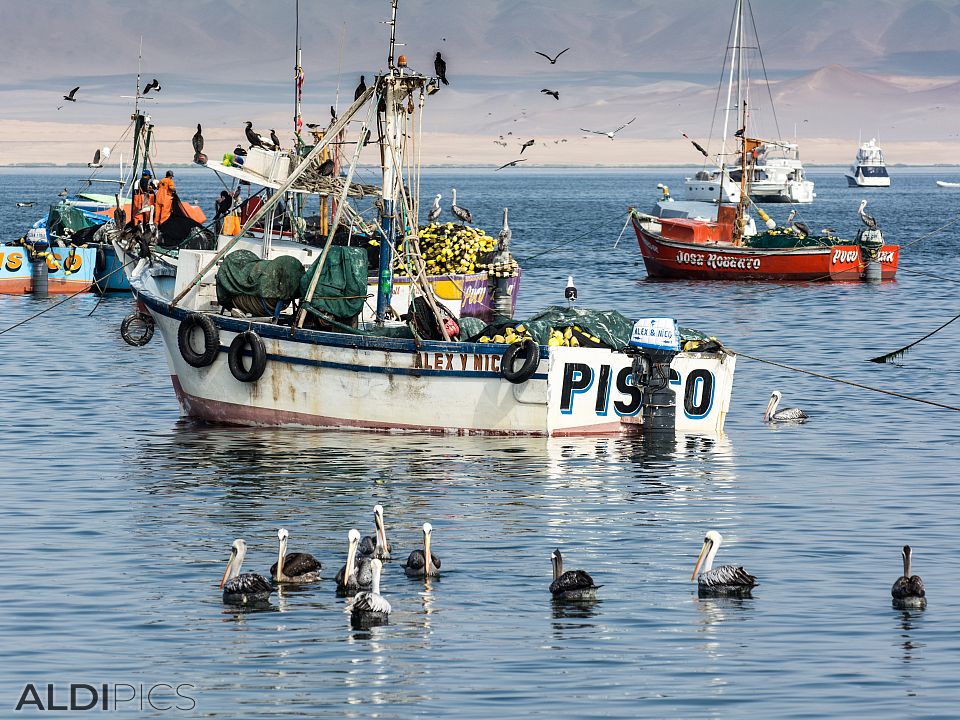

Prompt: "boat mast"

[718,0,743,204]
[294,0,303,139]
[734,99,749,245]
[376,0,401,323]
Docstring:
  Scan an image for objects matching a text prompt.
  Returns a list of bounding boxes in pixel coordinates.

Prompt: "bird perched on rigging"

[270,528,322,583]
[269,129,281,151]
[857,199,879,230]
[692,530,757,597]
[763,390,808,423]
[336,529,373,595]
[403,522,441,578]
[354,75,367,101]
[892,545,926,609]
[330,105,337,122]
[220,539,274,605]
[495,159,526,171]
[318,158,335,177]
[349,559,391,626]
[358,504,391,560]
[191,124,205,164]
[143,78,161,95]
[535,48,570,64]
[550,548,599,601]
[57,188,68,197]
[520,139,535,154]
[427,193,442,222]
[541,89,559,100]
[451,188,473,224]
[786,209,810,238]
[244,122,270,149]
[581,117,636,140]
[434,52,449,85]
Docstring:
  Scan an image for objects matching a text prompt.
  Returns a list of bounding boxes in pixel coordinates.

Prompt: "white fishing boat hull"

[935,180,960,188]
[129,264,735,437]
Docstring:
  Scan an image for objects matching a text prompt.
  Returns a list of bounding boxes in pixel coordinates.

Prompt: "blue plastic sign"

[629,317,680,352]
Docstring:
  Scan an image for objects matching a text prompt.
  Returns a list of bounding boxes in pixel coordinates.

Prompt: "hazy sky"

[3,1,960,164]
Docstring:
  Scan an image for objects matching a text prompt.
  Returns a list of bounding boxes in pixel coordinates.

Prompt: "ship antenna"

[387,0,399,71]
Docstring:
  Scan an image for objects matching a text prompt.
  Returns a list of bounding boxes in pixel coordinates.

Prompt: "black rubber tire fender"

[501,338,540,384]
[94,245,107,275]
[120,311,155,347]
[228,330,267,383]
[177,313,220,367]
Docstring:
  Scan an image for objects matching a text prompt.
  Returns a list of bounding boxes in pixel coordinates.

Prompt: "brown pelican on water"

[220,539,273,605]
[763,390,808,422]
[270,528,322,583]
[349,559,391,626]
[451,188,473,224]
[892,545,926,609]
[403,522,441,577]
[359,505,390,560]
[336,529,373,595]
[550,548,599,600]
[692,530,757,597]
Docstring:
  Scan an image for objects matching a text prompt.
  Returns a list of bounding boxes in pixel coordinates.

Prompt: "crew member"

[155,170,176,225]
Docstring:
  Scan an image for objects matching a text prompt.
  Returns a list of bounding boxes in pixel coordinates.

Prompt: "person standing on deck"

[130,169,153,228]
[155,171,176,225]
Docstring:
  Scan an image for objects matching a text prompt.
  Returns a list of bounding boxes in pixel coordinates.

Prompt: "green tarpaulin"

[47,202,99,237]
[299,246,369,320]
[216,250,306,310]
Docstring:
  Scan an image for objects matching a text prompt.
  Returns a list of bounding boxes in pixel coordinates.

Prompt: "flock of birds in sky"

[218,504,927,627]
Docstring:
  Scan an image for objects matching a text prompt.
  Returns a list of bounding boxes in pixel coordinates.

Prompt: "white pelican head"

[763,390,782,421]
[220,538,247,588]
[692,530,723,580]
[373,505,389,552]
[276,528,290,578]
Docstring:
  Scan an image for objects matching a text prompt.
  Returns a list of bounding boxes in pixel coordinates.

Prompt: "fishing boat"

[846,138,890,187]
[935,180,960,188]
[681,0,814,205]
[120,1,737,436]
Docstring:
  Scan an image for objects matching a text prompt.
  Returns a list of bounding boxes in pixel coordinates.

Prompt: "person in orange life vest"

[130,169,153,228]
[155,170,176,225]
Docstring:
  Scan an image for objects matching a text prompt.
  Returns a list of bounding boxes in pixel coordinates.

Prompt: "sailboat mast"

[294,0,302,137]
[376,0,402,322]
[720,0,741,150]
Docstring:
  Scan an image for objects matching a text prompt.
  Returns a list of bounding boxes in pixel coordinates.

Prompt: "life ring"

[120,311,155,347]
[177,313,220,367]
[228,331,267,382]
[501,338,540,384]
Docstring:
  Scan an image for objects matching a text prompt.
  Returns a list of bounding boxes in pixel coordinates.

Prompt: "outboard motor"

[857,227,884,282]
[624,317,681,433]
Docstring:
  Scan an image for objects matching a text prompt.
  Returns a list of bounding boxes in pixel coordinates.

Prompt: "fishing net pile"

[394,223,499,276]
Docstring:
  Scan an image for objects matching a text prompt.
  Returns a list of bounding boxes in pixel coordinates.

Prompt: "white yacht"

[846,138,890,187]
[685,142,815,204]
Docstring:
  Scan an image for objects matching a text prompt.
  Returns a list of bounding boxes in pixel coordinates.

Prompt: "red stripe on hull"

[633,219,898,281]
[0,277,93,294]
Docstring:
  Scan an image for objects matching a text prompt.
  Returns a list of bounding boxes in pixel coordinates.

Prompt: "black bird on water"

[541,89,559,100]
[244,121,269,149]
[550,549,599,600]
[892,545,926,609]
[354,75,367,101]
[143,78,161,94]
[435,52,449,85]
[520,139,535,154]
[535,48,570,64]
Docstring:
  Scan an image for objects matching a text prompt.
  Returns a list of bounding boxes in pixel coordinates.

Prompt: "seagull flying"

[541,89,559,100]
[535,48,570,64]
[580,117,636,139]
[520,139,535,154]
[435,52,449,85]
[58,86,79,110]
[495,159,527,171]
[143,78,161,95]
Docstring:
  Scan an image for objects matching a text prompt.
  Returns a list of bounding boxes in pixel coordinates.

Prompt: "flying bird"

[581,117,636,139]
[87,148,103,168]
[495,159,526,171]
[520,139,535,154]
[892,545,926,609]
[451,188,473,224]
[354,75,367,101]
[692,530,757,597]
[550,548,599,601]
[763,390,808,423]
[858,199,878,230]
[244,121,269,149]
[535,48,570,64]
[58,86,80,110]
[541,89,559,100]
[143,78,161,94]
[269,129,281,150]
[786,209,811,237]
[427,193,442,222]
[270,528,322,583]
[434,52,449,85]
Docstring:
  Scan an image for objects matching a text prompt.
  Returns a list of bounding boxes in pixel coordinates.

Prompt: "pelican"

[358,504,390,560]
[220,539,273,605]
[892,545,926,609]
[349,559,391,625]
[550,548,599,600]
[692,530,757,596]
[270,528,321,583]
[427,193,442,223]
[498,207,511,248]
[786,209,811,238]
[403,522,441,577]
[858,200,878,230]
[763,390,808,423]
[580,117,636,140]
[335,529,373,594]
[451,188,473,225]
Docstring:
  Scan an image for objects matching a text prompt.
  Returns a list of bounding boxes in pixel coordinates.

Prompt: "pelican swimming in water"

[403,522,441,578]
[892,545,926,609]
[270,528,322,583]
[335,529,373,595]
[220,539,273,605]
[358,505,390,560]
[550,548,599,600]
[692,530,757,596]
[427,193,442,223]
[349,558,391,626]
[858,199,879,230]
[451,188,473,225]
[763,390,808,423]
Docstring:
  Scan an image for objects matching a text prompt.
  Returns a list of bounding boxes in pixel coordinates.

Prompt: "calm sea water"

[1,167,959,718]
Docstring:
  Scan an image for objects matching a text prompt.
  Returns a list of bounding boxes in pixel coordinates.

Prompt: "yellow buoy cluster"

[476,324,603,347]
[476,257,521,279]
[399,223,498,276]
[477,323,532,344]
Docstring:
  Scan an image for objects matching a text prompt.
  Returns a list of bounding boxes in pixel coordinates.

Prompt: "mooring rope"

[734,350,960,412]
